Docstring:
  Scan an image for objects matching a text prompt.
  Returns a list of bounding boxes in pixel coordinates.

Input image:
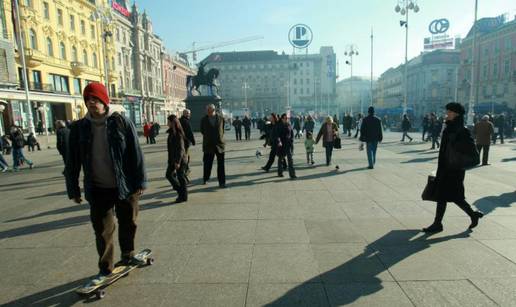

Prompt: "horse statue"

[186,61,220,97]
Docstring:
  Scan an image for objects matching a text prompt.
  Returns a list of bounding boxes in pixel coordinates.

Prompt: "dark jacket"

[65,112,147,202]
[276,122,294,156]
[179,116,195,149]
[10,130,25,149]
[302,119,315,133]
[232,119,242,130]
[435,119,475,202]
[401,118,411,131]
[167,130,187,166]
[316,122,338,146]
[27,134,38,146]
[359,115,383,143]
[200,114,225,153]
[56,126,70,157]
[242,117,251,129]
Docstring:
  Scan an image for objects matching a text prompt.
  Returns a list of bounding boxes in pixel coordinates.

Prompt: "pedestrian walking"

[10,126,33,171]
[276,113,296,179]
[353,113,363,138]
[493,114,505,144]
[429,113,442,150]
[359,106,383,169]
[423,102,483,233]
[151,122,161,143]
[65,82,147,284]
[27,132,41,151]
[304,131,315,165]
[166,115,188,203]
[143,122,152,144]
[293,116,301,138]
[316,116,339,166]
[0,136,9,172]
[401,114,413,142]
[261,113,281,172]
[55,120,70,174]
[1,134,11,155]
[232,116,243,141]
[243,115,252,140]
[343,113,353,136]
[200,104,226,188]
[474,115,494,166]
[422,114,430,141]
[179,109,195,180]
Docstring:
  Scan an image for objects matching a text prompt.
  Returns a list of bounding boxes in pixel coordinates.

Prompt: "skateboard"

[76,249,154,299]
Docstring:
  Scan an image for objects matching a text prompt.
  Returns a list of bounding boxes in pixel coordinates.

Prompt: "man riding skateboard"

[65,82,147,285]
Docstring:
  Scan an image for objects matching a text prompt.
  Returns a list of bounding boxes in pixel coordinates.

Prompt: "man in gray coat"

[200,104,226,188]
[474,115,494,165]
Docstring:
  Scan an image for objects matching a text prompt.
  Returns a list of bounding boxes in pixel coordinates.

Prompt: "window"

[92,52,97,68]
[483,48,489,56]
[46,37,53,56]
[123,32,127,44]
[57,9,63,26]
[116,28,120,42]
[483,65,488,79]
[294,88,297,94]
[59,42,66,59]
[72,46,78,62]
[70,15,75,31]
[293,79,297,85]
[49,73,69,93]
[504,59,511,76]
[493,63,498,77]
[111,57,115,70]
[73,78,81,94]
[43,2,50,19]
[505,37,512,50]
[80,20,86,35]
[90,25,95,39]
[29,29,37,49]
[32,70,41,88]
[24,0,32,7]
[82,49,88,65]
[118,52,122,65]
[504,83,509,94]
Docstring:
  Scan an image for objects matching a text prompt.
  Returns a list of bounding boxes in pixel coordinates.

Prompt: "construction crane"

[180,35,264,64]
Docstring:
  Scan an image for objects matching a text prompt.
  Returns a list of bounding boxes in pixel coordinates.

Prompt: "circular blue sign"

[288,24,313,49]
[429,19,450,34]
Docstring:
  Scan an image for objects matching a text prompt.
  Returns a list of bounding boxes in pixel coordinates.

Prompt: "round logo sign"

[288,24,313,49]
[429,19,450,34]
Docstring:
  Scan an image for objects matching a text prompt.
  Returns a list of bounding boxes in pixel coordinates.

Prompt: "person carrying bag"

[421,102,482,233]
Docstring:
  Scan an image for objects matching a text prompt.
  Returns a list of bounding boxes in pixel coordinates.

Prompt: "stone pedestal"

[183,95,222,132]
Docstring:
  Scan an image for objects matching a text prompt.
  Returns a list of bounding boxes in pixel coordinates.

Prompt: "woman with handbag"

[166,115,188,203]
[423,102,483,233]
[316,116,339,167]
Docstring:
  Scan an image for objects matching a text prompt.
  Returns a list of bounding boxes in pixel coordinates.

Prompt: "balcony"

[71,62,87,76]
[16,49,44,68]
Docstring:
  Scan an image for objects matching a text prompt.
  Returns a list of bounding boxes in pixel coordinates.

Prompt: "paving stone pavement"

[1,128,516,306]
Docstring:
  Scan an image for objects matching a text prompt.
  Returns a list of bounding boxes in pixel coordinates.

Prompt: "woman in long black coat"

[423,103,483,233]
[166,115,188,203]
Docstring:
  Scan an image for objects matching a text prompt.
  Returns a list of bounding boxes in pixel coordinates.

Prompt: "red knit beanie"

[83,82,110,106]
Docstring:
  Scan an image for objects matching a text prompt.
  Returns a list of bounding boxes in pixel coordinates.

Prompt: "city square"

[1,131,516,306]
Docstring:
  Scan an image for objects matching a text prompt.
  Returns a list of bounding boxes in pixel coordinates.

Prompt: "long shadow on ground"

[265,230,470,306]
[473,192,516,216]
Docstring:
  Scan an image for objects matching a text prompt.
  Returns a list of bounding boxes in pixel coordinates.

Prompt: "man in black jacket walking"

[242,115,252,140]
[65,82,147,285]
[179,109,195,179]
[360,106,383,169]
[200,104,226,188]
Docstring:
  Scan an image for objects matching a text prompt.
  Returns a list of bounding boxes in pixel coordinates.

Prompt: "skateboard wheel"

[147,258,154,265]
[96,289,106,299]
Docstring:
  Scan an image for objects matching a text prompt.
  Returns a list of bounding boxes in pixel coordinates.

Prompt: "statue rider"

[197,61,206,81]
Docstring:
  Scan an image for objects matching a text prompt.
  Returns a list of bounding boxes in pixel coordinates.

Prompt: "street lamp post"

[344,45,359,113]
[242,81,250,116]
[395,0,420,115]
[92,6,113,88]
[37,105,50,149]
[466,0,479,126]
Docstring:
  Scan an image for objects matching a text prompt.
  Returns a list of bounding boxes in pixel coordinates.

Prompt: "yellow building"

[0,0,118,132]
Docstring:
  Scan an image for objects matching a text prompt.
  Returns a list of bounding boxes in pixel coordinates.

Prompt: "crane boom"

[181,35,264,55]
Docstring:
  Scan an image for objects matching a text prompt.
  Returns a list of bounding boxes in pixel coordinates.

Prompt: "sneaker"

[91,272,112,285]
[261,166,269,173]
[115,256,145,267]
[1,167,7,173]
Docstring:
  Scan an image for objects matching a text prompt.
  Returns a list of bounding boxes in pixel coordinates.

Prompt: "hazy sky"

[139,0,516,80]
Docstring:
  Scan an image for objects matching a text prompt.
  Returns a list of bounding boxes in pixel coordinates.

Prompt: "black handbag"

[421,175,438,201]
[333,137,342,149]
[446,131,480,170]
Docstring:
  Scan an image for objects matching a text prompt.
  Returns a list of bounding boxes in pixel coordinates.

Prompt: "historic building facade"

[162,52,193,117]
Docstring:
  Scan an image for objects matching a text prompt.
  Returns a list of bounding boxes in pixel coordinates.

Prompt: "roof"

[202,51,288,63]
[464,16,516,40]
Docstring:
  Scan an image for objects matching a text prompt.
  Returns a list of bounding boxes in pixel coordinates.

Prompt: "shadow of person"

[473,192,516,216]
[2,277,89,306]
[265,229,470,306]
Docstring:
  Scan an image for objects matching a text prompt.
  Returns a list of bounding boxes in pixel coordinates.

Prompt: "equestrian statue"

[186,61,220,97]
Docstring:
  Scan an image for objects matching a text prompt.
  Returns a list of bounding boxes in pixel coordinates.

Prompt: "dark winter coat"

[167,129,187,167]
[11,130,25,149]
[232,119,243,130]
[401,118,411,132]
[179,116,195,150]
[359,115,383,143]
[56,126,70,157]
[276,122,294,156]
[200,114,225,153]
[65,112,147,202]
[302,119,315,133]
[435,119,475,202]
[242,117,251,129]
